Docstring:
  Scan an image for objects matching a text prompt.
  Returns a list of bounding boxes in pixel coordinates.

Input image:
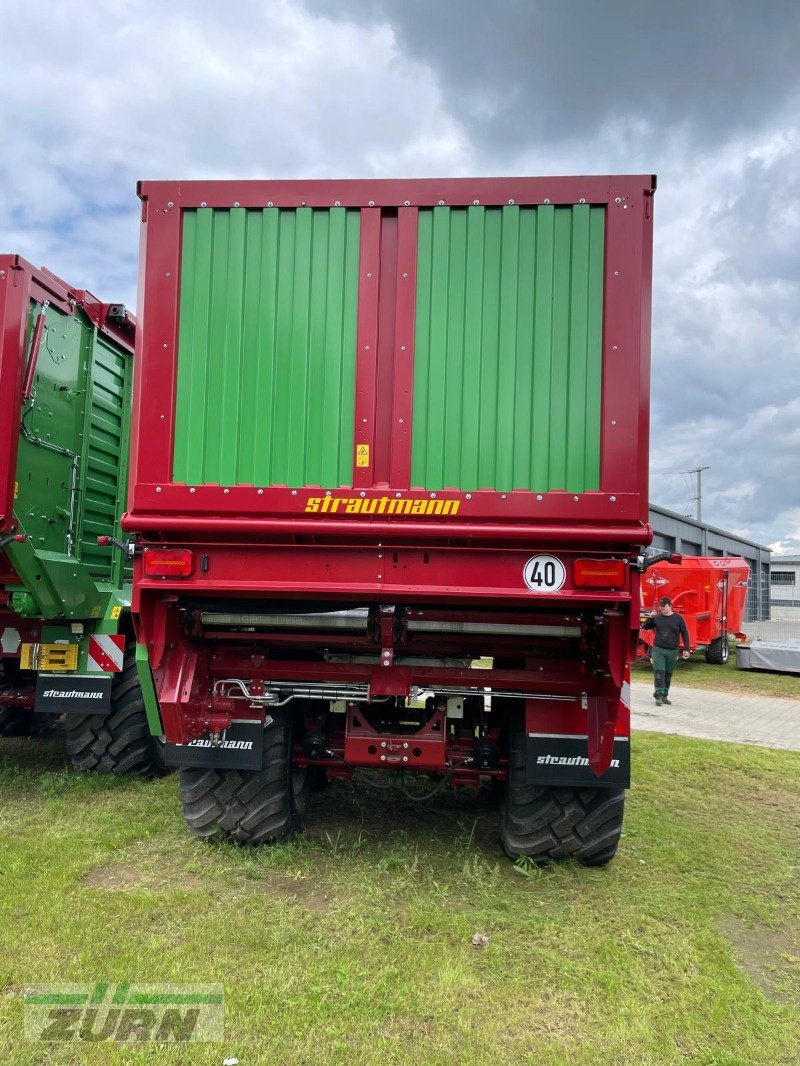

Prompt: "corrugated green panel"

[79,334,132,579]
[8,297,133,617]
[411,205,605,493]
[173,208,360,487]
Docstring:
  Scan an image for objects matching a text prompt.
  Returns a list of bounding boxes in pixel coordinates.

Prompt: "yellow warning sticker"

[14,481,19,500]
[110,605,122,620]
[356,444,370,468]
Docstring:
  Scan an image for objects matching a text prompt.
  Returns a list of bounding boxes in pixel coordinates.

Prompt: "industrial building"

[649,505,771,623]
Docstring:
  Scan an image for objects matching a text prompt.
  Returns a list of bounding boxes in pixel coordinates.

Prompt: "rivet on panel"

[502,494,507,500]
[395,493,401,499]
[430,493,436,499]
[507,199,515,205]
[438,200,445,205]
[365,345,370,351]
[165,272,171,277]
[614,271,620,277]
[579,198,586,203]
[615,197,622,204]
[404,200,410,206]
[291,490,297,496]
[466,493,472,500]
[611,420,617,426]
[200,201,207,207]
[360,491,366,498]
[473,199,480,205]
[326,490,332,496]
[334,200,341,207]
[257,489,264,495]
[543,198,550,204]
[574,496,579,502]
[367,273,372,278]
[155,487,162,493]
[189,488,196,494]
[400,345,406,351]
[368,200,375,207]
[233,202,240,208]
[612,345,618,351]
[398,418,404,424]
[160,415,165,420]
[362,418,368,424]
[610,496,617,502]
[402,273,408,278]
[167,201,174,208]
[224,489,230,495]
[537,495,543,501]
[267,201,274,207]
[162,343,168,349]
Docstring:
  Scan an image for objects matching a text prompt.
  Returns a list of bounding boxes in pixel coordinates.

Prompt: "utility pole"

[687,466,709,522]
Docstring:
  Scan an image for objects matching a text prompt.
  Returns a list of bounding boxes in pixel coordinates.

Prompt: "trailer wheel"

[0,706,53,737]
[705,637,729,665]
[500,718,624,866]
[64,655,166,775]
[179,710,305,844]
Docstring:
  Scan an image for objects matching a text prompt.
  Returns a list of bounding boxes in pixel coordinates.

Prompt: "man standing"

[642,597,691,706]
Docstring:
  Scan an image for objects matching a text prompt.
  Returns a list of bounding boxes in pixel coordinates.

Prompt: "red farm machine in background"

[123,175,656,866]
[639,556,750,664]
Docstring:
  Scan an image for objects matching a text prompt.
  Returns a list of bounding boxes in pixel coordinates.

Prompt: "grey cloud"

[304,0,800,152]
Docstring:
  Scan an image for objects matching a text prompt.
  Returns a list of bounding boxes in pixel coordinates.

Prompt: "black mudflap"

[526,733,630,788]
[35,674,112,715]
[165,719,264,771]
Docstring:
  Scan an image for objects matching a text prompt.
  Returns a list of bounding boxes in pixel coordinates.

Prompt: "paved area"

[630,681,800,752]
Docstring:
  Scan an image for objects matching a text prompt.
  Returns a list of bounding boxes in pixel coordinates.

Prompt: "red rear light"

[573,558,626,589]
[143,548,194,578]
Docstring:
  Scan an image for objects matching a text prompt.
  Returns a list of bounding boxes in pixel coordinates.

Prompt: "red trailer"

[639,556,750,664]
[124,175,656,865]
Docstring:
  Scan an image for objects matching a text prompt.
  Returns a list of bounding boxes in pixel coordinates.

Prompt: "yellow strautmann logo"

[305,495,461,516]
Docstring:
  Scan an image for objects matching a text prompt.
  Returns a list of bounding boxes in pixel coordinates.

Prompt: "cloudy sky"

[2,0,798,551]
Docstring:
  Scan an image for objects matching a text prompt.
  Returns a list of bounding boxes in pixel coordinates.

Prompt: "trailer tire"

[500,720,624,866]
[0,706,53,737]
[179,711,305,844]
[64,655,166,776]
[705,637,729,665]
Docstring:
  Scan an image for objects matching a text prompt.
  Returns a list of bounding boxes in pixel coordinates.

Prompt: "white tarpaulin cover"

[736,640,800,675]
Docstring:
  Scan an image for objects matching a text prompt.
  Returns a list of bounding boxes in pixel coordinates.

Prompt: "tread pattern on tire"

[179,713,303,844]
[704,636,728,665]
[64,656,165,775]
[501,724,624,867]
[0,706,53,737]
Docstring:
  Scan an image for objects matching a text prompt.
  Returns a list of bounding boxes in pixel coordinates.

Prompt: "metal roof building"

[649,504,772,622]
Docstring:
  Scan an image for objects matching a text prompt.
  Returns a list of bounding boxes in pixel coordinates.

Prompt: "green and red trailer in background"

[0,254,162,772]
[124,175,657,863]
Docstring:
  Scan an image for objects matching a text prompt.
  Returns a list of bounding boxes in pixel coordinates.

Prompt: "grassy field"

[0,733,798,1064]
[631,643,800,698]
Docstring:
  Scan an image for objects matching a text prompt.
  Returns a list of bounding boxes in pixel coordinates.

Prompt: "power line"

[685,466,709,522]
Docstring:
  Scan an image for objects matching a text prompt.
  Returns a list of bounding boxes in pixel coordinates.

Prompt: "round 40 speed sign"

[523,554,566,593]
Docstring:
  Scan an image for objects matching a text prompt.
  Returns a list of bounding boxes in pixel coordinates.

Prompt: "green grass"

[0,735,798,1064]
[632,644,800,698]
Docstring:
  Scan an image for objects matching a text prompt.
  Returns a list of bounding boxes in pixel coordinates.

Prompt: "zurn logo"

[24,983,223,1043]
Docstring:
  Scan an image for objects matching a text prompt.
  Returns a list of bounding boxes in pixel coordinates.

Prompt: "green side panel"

[78,332,134,585]
[173,208,360,488]
[5,298,133,620]
[411,205,605,493]
[135,642,163,736]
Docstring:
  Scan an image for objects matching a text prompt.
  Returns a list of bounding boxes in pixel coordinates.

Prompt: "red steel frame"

[126,177,655,781]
